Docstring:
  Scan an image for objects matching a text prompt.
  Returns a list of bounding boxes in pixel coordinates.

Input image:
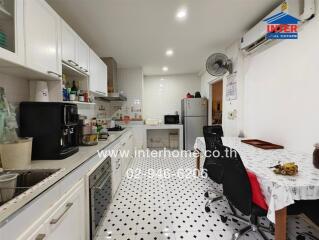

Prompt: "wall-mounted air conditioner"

[240,0,316,54]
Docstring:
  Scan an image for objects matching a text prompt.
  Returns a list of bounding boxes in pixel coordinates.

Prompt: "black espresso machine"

[20,102,79,160]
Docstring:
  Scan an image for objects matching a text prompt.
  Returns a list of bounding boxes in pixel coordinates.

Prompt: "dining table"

[194,137,319,240]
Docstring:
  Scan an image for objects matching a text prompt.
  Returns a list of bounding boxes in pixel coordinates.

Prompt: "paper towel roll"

[33,81,49,102]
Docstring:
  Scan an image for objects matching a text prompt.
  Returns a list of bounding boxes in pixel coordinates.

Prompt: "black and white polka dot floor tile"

[95,154,319,240]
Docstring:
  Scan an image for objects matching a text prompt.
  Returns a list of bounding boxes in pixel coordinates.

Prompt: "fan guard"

[206,53,233,77]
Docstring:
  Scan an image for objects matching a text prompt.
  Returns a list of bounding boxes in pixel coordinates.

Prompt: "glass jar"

[313,144,319,169]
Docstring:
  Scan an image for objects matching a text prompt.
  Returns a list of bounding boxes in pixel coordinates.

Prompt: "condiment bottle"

[313,144,319,169]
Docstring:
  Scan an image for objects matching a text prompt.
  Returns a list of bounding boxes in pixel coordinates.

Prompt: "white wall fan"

[206,53,233,77]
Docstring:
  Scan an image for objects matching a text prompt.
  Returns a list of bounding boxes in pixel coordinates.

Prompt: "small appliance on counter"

[107,124,125,132]
[98,127,109,140]
[78,116,99,146]
[164,115,179,124]
[20,102,79,160]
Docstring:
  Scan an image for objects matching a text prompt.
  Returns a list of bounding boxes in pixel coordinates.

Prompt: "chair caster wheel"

[221,215,228,223]
[232,218,238,223]
[204,192,209,198]
[296,235,306,240]
[232,233,240,240]
[205,206,211,212]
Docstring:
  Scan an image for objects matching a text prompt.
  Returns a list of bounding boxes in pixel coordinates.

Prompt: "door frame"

[208,78,223,125]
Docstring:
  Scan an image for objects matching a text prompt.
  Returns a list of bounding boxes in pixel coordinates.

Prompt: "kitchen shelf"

[0,5,12,19]
[62,101,95,105]
[62,62,88,79]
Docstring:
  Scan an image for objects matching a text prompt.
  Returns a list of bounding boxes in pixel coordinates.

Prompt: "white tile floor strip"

[96,154,319,240]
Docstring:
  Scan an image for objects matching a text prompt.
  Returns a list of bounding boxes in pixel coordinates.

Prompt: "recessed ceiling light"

[162,66,168,72]
[165,49,174,56]
[176,8,187,20]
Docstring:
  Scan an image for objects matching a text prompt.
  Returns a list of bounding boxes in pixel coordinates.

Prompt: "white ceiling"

[47,0,281,76]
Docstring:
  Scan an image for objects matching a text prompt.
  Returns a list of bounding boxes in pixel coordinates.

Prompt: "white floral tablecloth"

[194,137,319,223]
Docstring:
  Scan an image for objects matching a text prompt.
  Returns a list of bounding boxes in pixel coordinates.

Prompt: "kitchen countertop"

[144,124,183,129]
[0,128,130,223]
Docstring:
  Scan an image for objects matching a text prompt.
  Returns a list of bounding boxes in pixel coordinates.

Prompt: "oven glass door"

[90,172,112,238]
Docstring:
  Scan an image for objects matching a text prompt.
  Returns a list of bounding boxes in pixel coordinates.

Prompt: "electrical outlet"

[228,109,237,120]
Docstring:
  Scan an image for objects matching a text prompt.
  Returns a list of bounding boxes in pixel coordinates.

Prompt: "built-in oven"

[89,157,112,239]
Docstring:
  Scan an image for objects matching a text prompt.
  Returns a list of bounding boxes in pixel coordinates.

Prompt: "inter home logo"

[264,12,301,39]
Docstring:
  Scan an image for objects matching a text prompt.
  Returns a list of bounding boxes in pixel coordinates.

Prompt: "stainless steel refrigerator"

[181,98,208,150]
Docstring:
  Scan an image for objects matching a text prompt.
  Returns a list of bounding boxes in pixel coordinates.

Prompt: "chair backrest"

[221,146,252,216]
[204,143,225,184]
[203,125,224,137]
[203,126,223,151]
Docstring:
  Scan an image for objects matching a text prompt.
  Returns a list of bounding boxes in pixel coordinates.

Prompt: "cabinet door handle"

[93,174,110,190]
[47,71,62,78]
[50,203,73,225]
[79,67,89,74]
[35,234,46,240]
[95,90,106,95]
[68,60,79,66]
[116,159,121,169]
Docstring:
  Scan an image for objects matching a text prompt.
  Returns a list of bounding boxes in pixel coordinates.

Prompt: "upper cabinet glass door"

[0,0,24,65]
[0,0,15,53]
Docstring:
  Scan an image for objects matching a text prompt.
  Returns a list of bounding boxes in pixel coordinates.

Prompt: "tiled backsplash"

[0,73,30,104]
[0,73,143,122]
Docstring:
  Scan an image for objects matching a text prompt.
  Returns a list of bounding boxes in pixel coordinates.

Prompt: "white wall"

[144,74,201,121]
[117,67,144,120]
[201,11,319,153]
[200,43,245,137]
[243,16,319,153]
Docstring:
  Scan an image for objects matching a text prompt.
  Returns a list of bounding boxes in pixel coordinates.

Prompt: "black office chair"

[203,126,224,212]
[220,147,273,240]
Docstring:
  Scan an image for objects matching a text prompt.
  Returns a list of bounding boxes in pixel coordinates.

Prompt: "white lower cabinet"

[132,125,145,149]
[121,133,134,174]
[111,132,134,196]
[17,179,86,240]
[111,147,122,197]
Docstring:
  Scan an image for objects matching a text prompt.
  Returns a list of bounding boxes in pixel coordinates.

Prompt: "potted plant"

[0,87,32,169]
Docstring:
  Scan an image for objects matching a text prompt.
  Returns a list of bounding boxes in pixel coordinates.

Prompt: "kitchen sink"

[0,169,60,206]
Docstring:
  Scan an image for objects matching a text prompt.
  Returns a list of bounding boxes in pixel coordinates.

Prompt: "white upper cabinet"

[76,38,89,74]
[24,0,62,79]
[61,20,77,67]
[89,49,107,95]
[61,20,89,74]
[0,0,25,65]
